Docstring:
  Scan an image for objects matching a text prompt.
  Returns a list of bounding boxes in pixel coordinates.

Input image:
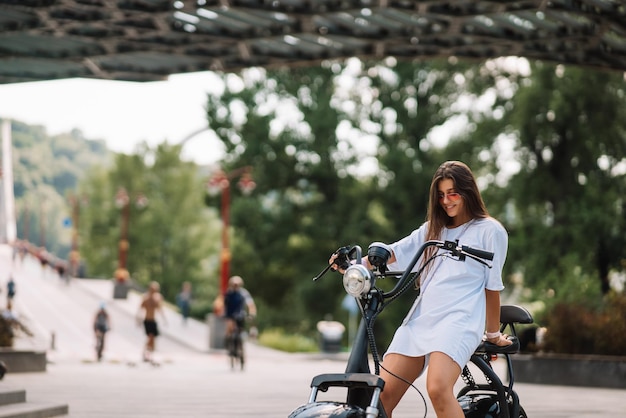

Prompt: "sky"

[0,71,226,165]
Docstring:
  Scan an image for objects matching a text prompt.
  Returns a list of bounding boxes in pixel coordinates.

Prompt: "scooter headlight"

[342,264,372,298]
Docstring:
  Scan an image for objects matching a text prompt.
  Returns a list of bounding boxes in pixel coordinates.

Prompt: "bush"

[189,299,215,321]
[258,328,318,353]
[0,315,13,347]
[543,293,626,356]
[0,311,34,347]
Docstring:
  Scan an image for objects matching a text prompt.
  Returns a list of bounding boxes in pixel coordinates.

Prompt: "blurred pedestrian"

[6,277,15,311]
[136,281,167,362]
[93,302,111,361]
[176,281,192,325]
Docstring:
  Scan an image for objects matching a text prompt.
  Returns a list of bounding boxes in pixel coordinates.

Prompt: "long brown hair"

[420,161,489,280]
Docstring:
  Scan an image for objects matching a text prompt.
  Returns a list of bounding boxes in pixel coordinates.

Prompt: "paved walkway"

[0,245,625,417]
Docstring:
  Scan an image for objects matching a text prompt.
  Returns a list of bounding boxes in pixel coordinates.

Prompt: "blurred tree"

[6,119,111,257]
[7,59,625,354]
[78,143,220,303]
[205,65,348,325]
[464,62,626,299]
[202,59,501,336]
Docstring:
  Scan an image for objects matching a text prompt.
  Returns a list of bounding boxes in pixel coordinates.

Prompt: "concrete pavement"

[1,245,625,417]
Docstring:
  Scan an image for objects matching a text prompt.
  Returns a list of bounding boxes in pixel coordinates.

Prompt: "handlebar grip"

[461,245,494,261]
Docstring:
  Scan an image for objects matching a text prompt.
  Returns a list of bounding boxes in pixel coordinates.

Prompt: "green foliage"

[5,119,111,257]
[78,142,221,303]
[258,328,318,353]
[451,62,626,297]
[542,293,626,356]
[7,59,625,357]
[189,298,214,321]
[531,255,604,312]
[480,63,626,297]
[204,60,625,355]
[202,60,490,346]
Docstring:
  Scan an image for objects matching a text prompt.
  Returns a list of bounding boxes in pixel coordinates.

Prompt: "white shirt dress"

[384,217,508,369]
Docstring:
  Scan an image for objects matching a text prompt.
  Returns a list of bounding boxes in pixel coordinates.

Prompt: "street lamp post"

[113,188,148,298]
[21,203,29,243]
[39,203,46,248]
[68,194,87,278]
[206,167,256,298]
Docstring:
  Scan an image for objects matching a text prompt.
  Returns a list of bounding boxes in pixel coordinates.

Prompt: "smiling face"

[437,178,470,227]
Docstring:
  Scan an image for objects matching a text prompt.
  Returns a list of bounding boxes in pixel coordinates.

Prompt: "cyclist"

[93,302,111,361]
[223,276,257,349]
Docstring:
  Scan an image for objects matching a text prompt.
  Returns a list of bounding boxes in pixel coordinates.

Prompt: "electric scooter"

[288,240,532,418]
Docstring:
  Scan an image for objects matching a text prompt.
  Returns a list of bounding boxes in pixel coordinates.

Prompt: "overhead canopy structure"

[0,0,625,84]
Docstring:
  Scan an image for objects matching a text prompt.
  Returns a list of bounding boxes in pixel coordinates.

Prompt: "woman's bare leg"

[379,353,425,417]
[426,352,463,418]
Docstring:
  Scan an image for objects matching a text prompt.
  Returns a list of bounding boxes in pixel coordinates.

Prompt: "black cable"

[381,253,442,309]
[361,258,439,417]
[379,362,428,418]
[351,251,447,417]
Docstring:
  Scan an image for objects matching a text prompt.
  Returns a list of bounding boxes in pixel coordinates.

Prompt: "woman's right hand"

[486,333,513,347]
[329,253,370,274]
[328,253,344,274]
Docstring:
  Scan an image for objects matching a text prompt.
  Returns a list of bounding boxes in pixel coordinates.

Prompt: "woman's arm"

[485,289,512,346]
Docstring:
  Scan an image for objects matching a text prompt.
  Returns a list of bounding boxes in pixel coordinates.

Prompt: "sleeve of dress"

[387,223,427,272]
[485,220,508,291]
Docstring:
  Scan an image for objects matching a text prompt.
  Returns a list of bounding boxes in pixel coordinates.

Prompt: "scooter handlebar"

[461,245,494,261]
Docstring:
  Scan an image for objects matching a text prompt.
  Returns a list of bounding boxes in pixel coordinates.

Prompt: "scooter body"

[288,241,531,418]
[288,373,385,418]
[289,287,386,417]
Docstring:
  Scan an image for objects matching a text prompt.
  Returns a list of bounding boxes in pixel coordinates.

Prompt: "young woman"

[333,161,512,417]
